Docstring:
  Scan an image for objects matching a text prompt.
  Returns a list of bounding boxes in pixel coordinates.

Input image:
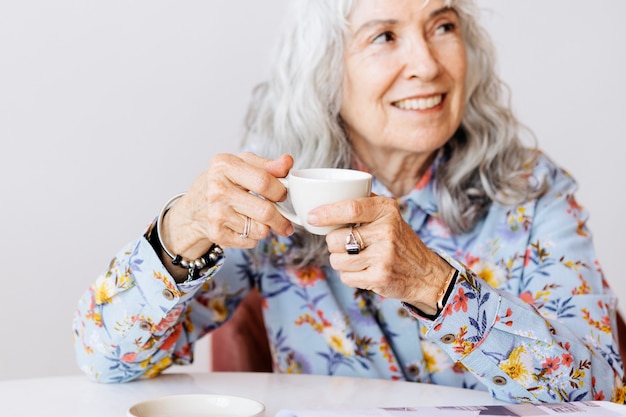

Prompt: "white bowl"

[127,394,265,417]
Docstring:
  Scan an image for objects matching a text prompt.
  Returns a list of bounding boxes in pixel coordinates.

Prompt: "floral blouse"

[73,152,624,404]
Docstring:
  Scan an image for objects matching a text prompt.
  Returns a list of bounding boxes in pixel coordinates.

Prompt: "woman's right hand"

[159,152,295,270]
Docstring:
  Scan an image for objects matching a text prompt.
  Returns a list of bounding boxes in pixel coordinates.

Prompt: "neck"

[353,148,437,197]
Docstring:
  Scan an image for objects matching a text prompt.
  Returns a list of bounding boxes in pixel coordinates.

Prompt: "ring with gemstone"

[345,225,362,255]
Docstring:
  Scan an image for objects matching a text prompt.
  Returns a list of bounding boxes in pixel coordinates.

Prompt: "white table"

[0,371,507,416]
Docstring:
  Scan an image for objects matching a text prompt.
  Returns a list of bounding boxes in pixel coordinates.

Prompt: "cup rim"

[289,168,372,181]
[126,393,265,417]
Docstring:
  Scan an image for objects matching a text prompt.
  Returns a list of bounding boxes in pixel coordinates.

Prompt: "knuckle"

[345,200,364,218]
[256,224,271,239]
[379,196,400,212]
[252,172,273,193]
[211,153,231,169]
[256,201,276,222]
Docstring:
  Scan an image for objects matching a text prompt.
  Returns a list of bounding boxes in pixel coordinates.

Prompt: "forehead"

[347,0,452,22]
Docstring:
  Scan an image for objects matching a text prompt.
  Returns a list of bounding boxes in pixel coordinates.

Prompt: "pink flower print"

[499,308,514,327]
[452,288,469,313]
[120,352,137,363]
[561,352,573,367]
[519,291,535,306]
[542,356,561,374]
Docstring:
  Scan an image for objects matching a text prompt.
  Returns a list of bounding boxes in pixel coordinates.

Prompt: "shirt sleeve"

[416,164,624,403]
[72,228,251,383]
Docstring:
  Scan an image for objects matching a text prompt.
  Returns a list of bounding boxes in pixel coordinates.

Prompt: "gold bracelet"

[436,267,459,312]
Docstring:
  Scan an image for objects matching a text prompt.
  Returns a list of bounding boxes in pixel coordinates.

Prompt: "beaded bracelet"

[156,193,224,282]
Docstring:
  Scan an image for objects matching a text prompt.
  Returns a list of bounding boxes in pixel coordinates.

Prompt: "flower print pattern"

[73,152,623,404]
[499,344,534,386]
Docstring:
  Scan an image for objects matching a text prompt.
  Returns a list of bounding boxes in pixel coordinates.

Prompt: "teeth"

[394,94,442,110]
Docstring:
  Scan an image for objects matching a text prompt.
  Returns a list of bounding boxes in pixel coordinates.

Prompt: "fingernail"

[286,224,294,236]
[307,213,318,225]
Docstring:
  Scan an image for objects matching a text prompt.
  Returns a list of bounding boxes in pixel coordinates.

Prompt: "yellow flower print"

[499,344,534,385]
[143,355,172,378]
[209,298,229,323]
[611,374,625,404]
[322,327,355,357]
[421,341,450,373]
[295,313,325,332]
[581,308,612,334]
[506,207,530,233]
[269,238,288,256]
[85,310,103,328]
[154,271,181,298]
[92,277,116,305]
[471,260,505,288]
[289,266,325,287]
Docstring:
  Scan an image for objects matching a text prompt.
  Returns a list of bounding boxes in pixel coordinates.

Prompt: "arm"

[423,165,623,403]
[72,230,241,383]
[72,152,294,383]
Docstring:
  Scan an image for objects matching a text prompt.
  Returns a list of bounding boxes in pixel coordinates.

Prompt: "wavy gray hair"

[242,0,543,266]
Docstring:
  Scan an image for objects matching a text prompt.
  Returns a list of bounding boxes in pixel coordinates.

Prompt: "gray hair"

[242,0,543,266]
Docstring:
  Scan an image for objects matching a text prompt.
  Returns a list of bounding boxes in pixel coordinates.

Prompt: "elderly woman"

[73,0,624,404]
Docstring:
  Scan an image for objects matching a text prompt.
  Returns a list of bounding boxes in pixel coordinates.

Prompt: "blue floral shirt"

[73,152,624,404]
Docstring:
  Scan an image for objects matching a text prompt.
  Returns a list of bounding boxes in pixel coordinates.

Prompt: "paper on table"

[275,401,626,417]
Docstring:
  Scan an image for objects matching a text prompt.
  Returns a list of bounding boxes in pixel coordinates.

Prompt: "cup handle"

[273,178,303,226]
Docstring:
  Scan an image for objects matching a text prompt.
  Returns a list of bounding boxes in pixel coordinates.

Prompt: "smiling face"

[340,0,467,169]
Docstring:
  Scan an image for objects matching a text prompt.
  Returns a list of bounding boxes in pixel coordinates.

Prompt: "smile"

[393,94,443,110]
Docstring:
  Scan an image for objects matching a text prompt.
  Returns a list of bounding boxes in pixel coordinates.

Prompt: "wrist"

[151,193,224,283]
[405,264,459,320]
[161,198,213,260]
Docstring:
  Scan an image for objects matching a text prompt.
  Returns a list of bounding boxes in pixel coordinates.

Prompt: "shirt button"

[440,334,455,344]
[138,321,152,332]
[406,364,420,377]
[492,376,507,386]
[162,289,175,301]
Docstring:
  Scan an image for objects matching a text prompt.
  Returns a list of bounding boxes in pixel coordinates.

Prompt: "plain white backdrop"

[0,1,624,380]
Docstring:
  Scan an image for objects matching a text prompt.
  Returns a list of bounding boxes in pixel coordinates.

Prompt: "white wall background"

[0,1,624,381]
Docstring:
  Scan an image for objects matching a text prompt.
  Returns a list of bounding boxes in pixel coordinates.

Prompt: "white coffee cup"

[275,168,372,235]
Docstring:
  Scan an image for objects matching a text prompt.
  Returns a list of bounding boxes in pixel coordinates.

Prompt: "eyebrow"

[352,6,456,37]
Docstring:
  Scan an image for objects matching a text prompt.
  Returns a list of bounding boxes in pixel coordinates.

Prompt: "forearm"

[418,259,623,403]
[72,237,226,383]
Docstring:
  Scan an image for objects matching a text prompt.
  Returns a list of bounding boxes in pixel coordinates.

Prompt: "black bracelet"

[153,193,224,282]
[403,268,459,321]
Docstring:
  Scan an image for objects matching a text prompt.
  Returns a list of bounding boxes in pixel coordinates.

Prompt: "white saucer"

[127,394,265,417]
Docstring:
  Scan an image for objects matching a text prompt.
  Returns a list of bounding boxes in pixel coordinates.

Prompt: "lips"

[392,94,443,110]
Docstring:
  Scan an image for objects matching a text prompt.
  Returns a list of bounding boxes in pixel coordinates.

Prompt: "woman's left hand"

[308,196,453,315]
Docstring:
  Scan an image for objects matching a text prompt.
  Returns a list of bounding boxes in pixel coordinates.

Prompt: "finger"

[328,251,371,273]
[222,153,292,203]
[233,189,294,237]
[307,196,391,228]
[217,211,260,249]
[240,152,294,178]
[325,225,364,253]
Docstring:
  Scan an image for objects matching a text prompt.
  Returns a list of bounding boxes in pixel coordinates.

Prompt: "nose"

[402,37,441,81]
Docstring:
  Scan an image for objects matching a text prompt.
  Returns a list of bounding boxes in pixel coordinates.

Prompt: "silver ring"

[240,216,251,239]
[352,224,364,249]
[345,225,362,255]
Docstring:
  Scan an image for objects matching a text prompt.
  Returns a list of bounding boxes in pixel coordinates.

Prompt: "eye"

[434,22,457,36]
[372,31,395,44]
